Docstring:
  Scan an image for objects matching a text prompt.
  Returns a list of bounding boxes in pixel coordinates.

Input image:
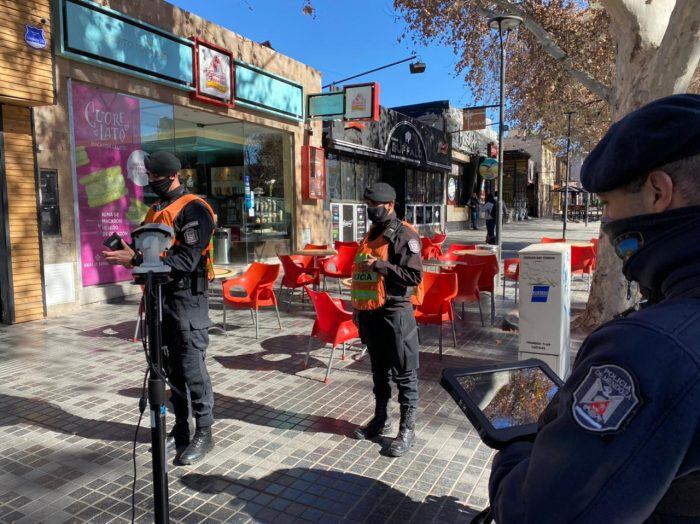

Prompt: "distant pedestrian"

[469,192,480,230]
[483,193,497,245]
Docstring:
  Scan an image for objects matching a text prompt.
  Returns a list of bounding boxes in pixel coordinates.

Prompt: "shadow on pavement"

[0,392,149,443]
[117,388,353,436]
[179,467,480,523]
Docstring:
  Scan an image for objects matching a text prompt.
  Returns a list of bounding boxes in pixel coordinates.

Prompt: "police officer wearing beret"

[103,151,217,465]
[487,94,700,522]
[350,182,423,457]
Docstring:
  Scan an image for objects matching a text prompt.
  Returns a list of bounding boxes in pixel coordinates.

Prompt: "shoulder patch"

[408,238,420,254]
[572,364,640,433]
[183,228,199,246]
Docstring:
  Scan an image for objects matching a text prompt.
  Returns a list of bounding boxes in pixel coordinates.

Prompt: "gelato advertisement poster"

[71,82,151,286]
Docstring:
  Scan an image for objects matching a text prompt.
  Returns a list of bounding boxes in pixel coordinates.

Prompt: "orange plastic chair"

[278,255,320,309]
[541,237,566,243]
[571,245,596,290]
[304,287,361,383]
[443,264,485,326]
[414,271,458,360]
[420,237,442,259]
[222,262,281,339]
[459,253,499,325]
[321,245,357,294]
[503,258,520,302]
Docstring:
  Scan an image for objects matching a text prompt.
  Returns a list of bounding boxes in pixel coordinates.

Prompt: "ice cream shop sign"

[82,101,133,144]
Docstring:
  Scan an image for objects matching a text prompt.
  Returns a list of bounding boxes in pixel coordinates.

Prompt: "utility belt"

[171,264,209,294]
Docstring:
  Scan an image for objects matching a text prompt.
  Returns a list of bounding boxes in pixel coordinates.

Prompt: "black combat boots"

[351,399,392,440]
[388,406,416,457]
[179,426,214,465]
[165,422,190,453]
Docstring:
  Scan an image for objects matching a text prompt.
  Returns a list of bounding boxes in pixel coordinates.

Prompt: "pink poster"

[71,83,149,286]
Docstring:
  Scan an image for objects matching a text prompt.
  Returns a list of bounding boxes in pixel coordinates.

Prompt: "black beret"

[144,151,181,176]
[581,94,700,193]
[363,182,396,202]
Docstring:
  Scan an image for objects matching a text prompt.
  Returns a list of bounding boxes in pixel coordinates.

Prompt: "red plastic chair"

[503,258,520,302]
[541,237,566,243]
[430,232,447,255]
[304,287,361,383]
[571,245,596,290]
[443,264,485,326]
[278,255,320,309]
[414,271,458,360]
[459,253,499,325]
[321,245,357,294]
[420,237,442,259]
[590,238,599,270]
[222,262,281,339]
[334,240,360,250]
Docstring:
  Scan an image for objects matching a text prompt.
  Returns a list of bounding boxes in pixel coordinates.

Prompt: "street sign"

[306,82,380,121]
[463,107,486,131]
[307,92,344,120]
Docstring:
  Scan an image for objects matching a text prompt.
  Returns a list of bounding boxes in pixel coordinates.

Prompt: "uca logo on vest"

[353,271,378,282]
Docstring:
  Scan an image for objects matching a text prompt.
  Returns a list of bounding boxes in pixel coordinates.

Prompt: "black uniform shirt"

[369,214,423,310]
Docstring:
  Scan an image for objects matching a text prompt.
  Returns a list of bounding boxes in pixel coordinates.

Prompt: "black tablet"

[441,359,564,449]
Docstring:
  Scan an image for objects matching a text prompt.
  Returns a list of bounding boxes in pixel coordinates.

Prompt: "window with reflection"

[406,168,415,203]
[341,157,355,200]
[327,153,341,200]
[354,159,368,201]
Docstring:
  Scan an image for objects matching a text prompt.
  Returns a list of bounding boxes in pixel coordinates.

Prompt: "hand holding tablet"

[441,359,563,449]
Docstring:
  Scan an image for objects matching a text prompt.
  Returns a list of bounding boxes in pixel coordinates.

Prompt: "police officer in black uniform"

[487,94,700,522]
[351,182,423,457]
[103,151,216,465]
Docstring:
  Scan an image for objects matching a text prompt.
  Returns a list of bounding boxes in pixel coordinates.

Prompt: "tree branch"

[601,0,675,47]
[647,0,700,96]
[476,0,613,105]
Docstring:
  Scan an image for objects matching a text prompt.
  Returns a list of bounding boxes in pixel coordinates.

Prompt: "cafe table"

[422,259,462,272]
[294,248,337,290]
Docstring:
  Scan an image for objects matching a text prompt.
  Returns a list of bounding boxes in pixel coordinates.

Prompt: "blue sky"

[168,0,480,110]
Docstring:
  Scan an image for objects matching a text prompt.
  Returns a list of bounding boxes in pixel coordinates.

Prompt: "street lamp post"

[488,15,522,262]
[562,110,576,239]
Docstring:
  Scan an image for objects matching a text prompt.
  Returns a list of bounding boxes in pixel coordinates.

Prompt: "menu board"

[331,203,340,241]
[356,205,367,239]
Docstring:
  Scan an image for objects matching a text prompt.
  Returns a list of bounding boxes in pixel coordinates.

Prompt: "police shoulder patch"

[408,238,420,254]
[183,228,199,246]
[572,364,640,433]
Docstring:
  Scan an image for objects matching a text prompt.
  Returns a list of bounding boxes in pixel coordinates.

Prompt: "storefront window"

[354,159,368,201]
[69,82,294,284]
[406,168,415,203]
[327,153,341,200]
[341,157,355,200]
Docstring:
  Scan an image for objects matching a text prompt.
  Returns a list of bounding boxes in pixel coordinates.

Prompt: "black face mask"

[603,205,700,301]
[148,177,174,199]
[367,204,389,223]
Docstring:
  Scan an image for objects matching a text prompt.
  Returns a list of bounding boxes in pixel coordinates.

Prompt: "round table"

[567,241,595,247]
[422,259,462,272]
[451,249,498,257]
[295,248,337,257]
[212,266,236,280]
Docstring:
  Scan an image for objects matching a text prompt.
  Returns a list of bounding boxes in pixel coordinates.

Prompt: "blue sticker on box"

[531,285,549,303]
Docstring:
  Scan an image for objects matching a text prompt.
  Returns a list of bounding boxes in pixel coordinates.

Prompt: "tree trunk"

[578,0,700,329]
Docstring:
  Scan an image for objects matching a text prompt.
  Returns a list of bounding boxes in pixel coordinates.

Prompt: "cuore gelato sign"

[71,82,150,286]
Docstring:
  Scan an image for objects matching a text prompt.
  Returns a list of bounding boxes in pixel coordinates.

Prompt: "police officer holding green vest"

[351,182,423,457]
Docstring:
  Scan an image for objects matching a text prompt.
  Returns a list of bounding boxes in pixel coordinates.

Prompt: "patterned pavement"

[0,218,598,523]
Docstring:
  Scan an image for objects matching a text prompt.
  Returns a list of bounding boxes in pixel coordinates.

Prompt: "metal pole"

[562,111,574,240]
[146,276,169,524]
[496,27,506,262]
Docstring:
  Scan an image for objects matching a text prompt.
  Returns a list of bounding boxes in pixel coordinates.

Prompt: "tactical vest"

[144,193,216,280]
[351,221,424,310]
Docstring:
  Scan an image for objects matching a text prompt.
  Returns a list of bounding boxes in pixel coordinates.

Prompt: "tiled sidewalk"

[0,219,596,523]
